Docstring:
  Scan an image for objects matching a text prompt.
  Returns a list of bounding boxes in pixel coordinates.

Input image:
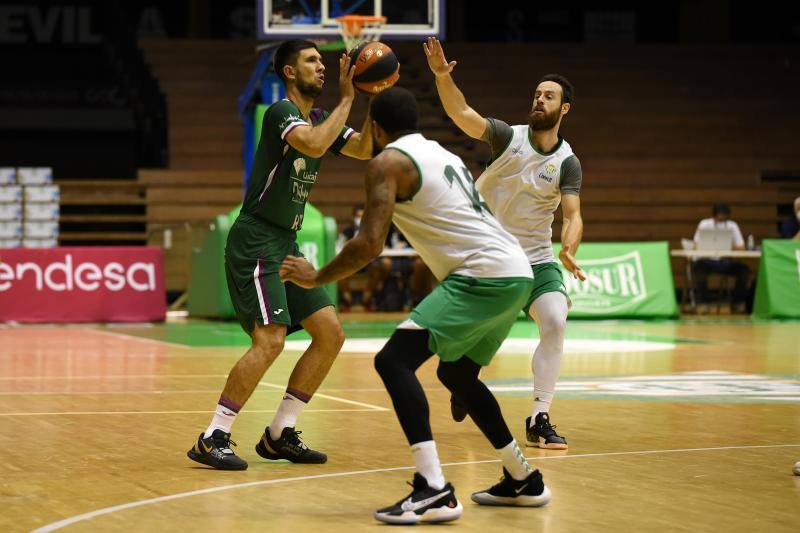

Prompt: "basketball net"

[336,15,387,52]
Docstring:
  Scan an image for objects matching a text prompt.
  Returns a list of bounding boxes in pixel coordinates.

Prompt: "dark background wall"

[101,0,800,44]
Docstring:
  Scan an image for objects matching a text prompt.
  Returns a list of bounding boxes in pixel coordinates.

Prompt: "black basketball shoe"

[255,426,327,464]
[450,394,468,422]
[374,473,462,525]
[471,468,551,507]
[526,413,568,449]
[187,429,248,470]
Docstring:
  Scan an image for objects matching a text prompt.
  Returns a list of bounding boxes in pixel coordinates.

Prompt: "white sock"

[529,292,568,424]
[532,391,554,424]
[411,440,446,490]
[499,439,533,481]
[269,389,309,440]
[204,398,240,438]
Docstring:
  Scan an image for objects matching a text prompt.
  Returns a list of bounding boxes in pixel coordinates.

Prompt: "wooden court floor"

[2,316,799,532]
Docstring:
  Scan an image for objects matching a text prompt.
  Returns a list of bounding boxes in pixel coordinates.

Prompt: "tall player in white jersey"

[281,87,551,525]
[424,37,586,449]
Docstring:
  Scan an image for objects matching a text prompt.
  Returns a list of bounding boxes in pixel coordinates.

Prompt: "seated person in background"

[338,203,381,311]
[384,226,437,310]
[338,204,435,311]
[779,196,800,239]
[692,203,750,313]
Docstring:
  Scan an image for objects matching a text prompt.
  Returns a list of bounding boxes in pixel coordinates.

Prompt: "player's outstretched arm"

[423,37,486,139]
[286,54,356,158]
[279,154,399,288]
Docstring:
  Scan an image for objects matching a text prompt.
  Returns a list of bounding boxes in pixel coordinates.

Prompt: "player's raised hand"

[423,37,456,77]
[338,53,356,101]
[559,244,587,281]
[279,255,319,288]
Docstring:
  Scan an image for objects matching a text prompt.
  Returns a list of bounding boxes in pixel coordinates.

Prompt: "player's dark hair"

[538,74,574,104]
[370,87,419,135]
[274,40,319,84]
[713,203,731,216]
[353,203,365,214]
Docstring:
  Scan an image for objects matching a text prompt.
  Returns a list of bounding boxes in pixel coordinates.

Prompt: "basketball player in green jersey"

[424,37,586,450]
[187,40,372,470]
[281,88,551,525]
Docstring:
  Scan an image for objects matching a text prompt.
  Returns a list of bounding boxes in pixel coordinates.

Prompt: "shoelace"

[283,429,309,450]
[538,421,560,436]
[213,435,238,454]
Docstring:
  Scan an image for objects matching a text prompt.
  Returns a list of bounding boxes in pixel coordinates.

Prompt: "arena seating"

[137,39,800,291]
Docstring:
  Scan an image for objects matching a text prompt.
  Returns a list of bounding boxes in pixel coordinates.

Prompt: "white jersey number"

[443,165,488,215]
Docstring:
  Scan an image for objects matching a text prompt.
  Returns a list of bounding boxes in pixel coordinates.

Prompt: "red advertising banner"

[0,247,166,323]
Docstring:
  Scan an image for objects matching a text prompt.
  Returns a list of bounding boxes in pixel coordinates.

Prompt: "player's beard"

[528,107,561,132]
[297,78,323,98]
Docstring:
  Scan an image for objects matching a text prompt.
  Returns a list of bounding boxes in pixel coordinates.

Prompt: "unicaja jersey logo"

[561,251,647,313]
[290,157,317,184]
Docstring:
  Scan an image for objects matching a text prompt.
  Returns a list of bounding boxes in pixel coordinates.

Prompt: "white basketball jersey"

[476,126,575,265]
[386,134,531,281]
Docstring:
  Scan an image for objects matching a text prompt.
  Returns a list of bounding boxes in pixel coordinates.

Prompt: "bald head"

[794,196,800,213]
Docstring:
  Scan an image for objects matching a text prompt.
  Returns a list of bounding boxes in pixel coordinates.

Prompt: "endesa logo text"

[0,247,165,323]
[0,254,157,292]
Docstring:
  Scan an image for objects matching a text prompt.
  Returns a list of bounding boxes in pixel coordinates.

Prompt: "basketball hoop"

[336,15,387,52]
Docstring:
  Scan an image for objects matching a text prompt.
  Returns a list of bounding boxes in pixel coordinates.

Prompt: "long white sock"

[204,396,241,438]
[411,440,446,490]
[530,292,568,423]
[269,388,309,440]
[532,391,554,424]
[499,439,533,481]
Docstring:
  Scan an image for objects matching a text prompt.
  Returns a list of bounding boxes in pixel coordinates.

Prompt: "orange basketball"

[348,41,400,94]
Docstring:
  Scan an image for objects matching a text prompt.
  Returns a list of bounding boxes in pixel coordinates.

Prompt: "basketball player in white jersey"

[424,37,586,449]
[281,87,551,524]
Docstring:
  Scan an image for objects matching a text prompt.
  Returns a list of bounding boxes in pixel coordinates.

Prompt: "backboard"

[257,0,444,40]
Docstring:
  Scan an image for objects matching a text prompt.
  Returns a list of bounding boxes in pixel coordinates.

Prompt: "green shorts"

[408,274,534,366]
[523,262,568,315]
[224,213,332,335]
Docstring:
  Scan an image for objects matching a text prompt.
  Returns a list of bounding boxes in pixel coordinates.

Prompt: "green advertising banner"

[753,239,800,318]
[551,242,678,318]
[254,103,269,149]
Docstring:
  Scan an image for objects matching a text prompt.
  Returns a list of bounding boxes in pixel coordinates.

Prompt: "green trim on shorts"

[523,262,568,316]
[409,274,533,366]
